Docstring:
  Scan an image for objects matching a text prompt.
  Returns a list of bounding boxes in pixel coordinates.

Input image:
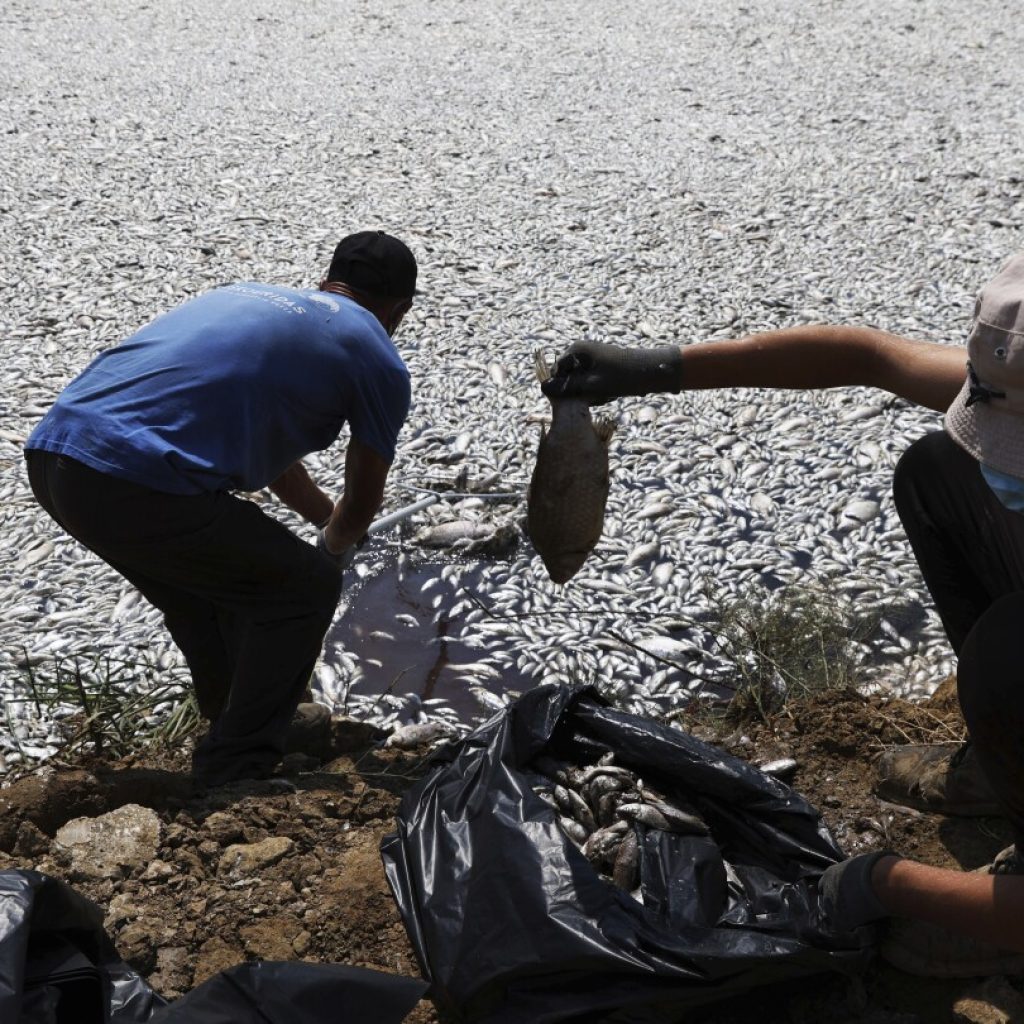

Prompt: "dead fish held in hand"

[528,350,616,584]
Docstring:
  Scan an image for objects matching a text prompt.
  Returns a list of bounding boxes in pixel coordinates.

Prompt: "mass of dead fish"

[3,0,1003,762]
[528,751,709,898]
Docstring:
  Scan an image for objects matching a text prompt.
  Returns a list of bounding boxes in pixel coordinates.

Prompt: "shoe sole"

[873,785,1003,818]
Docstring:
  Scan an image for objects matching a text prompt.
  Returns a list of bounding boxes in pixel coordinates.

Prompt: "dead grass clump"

[700,582,874,723]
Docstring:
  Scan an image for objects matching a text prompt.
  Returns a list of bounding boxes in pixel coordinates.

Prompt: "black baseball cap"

[327,230,418,299]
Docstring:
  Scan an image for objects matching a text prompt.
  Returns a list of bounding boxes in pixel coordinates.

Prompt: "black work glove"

[540,340,684,403]
[816,850,898,933]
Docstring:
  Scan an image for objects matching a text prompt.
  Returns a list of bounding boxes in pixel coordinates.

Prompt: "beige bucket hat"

[945,253,1024,477]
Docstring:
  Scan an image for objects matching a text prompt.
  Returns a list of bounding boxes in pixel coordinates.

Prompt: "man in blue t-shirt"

[25,231,416,786]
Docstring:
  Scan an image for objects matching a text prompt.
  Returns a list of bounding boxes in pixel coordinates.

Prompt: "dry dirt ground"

[1,683,1022,1024]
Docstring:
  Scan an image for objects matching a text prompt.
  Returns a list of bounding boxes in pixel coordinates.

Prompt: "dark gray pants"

[25,451,343,784]
[894,431,1024,849]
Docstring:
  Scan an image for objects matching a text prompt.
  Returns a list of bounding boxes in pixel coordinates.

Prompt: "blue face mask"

[981,464,1024,513]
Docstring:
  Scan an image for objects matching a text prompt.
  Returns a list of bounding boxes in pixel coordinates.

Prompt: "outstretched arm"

[873,856,1024,952]
[822,851,1024,953]
[543,328,968,413]
[679,326,967,412]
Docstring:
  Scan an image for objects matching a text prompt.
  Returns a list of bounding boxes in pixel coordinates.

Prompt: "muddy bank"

[1,686,1021,1023]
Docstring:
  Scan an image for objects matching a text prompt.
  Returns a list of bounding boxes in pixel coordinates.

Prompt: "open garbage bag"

[382,684,874,1023]
[0,869,164,1024]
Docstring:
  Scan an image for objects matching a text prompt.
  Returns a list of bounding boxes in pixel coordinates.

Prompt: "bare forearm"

[320,437,389,551]
[874,857,1024,951]
[268,463,334,525]
[679,326,967,412]
[324,494,377,549]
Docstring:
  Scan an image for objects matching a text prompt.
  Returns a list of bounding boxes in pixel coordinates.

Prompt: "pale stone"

[53,804,161,881]
[217,836,294,877]
[953,977,1024,1024]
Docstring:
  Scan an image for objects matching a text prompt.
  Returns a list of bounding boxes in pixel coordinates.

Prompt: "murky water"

[325,550,536,721]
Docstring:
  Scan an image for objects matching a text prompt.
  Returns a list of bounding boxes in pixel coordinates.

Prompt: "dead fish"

[647,800,710,836]
[617,800,708,835]
[560,816,590,845]
[564,786,597,832]
[617,802,671,831]
[413,520,519,558]
[384,721,455,749]
[758,757,799,781]
[636,784,710,835]
[467,471,503,493]
[553,784,579,819]
[582,822,628,865]
[612,829,640,890]
[568,764,636,788]
[528,351,616,583]
[582,773,630,809]
[596,789,632,828]
[415,520,494,547]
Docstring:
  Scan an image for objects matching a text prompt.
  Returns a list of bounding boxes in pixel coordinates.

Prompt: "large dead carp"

[528,351,616,584]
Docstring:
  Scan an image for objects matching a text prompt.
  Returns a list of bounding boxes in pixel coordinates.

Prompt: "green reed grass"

[11,647,201,765]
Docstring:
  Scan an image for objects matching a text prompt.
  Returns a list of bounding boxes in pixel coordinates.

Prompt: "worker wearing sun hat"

[868,254,1024,869]
[541,253,1024,971]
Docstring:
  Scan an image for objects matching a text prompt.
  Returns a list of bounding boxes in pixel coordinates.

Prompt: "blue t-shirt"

[26,284,411,494]
[981,464,1024,513]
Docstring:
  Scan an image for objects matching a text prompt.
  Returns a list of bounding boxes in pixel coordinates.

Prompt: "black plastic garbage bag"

[0,869,165,1024]
[148,961,428,1023]
[382,684,874,1023]
[1,870,428,1024]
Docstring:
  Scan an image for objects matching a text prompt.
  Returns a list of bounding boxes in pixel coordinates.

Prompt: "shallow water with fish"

[6,0,1021,764]
[325,551,535,722]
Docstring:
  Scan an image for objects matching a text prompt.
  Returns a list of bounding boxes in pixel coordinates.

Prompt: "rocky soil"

[1,683,1022,1023]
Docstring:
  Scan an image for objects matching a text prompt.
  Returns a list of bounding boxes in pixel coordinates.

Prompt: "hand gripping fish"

[528,351,616,583]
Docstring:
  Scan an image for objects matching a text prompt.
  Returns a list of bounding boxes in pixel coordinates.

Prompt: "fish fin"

[593,417,617,444]
[533,349,552,384]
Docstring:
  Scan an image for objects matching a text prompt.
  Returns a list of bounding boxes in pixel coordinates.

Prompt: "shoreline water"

[3,0,1020,765]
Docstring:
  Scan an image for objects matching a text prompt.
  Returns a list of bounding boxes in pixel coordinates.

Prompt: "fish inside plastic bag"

[382,684,875,1024]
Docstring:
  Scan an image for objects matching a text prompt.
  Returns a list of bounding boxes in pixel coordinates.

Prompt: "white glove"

[316,527,357,570]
